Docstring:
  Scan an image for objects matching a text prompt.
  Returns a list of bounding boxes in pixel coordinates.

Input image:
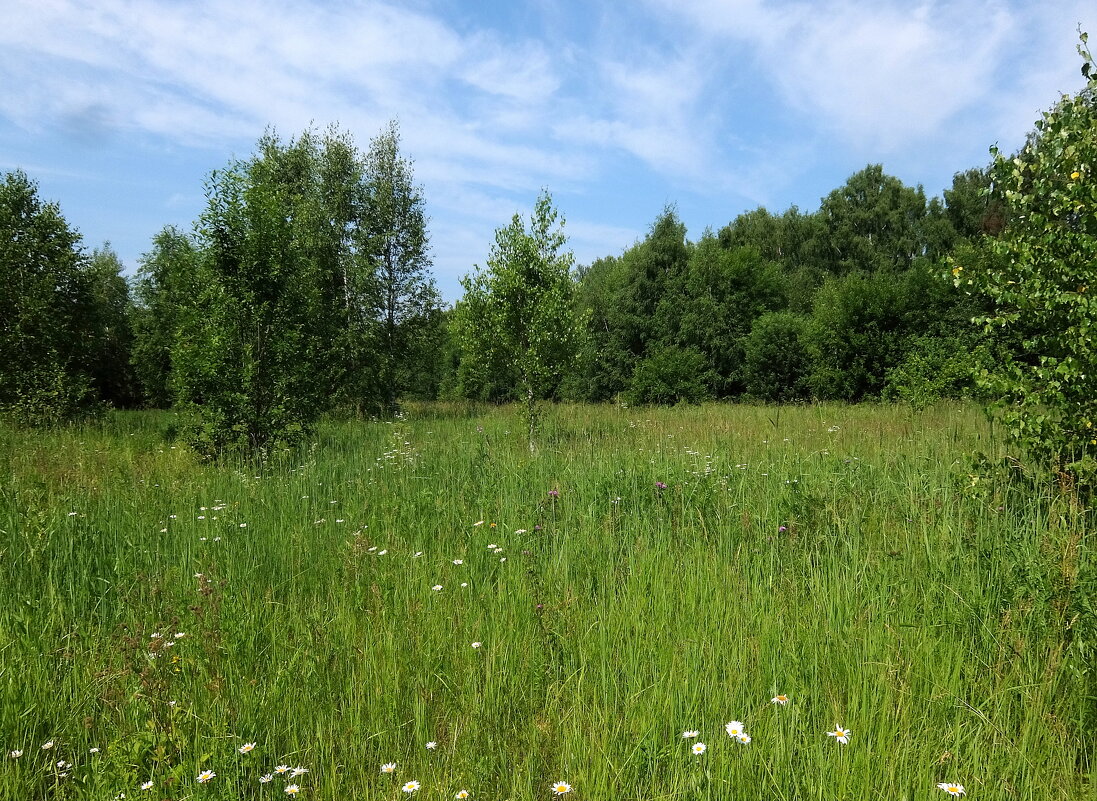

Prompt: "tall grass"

[0,402,1092,800]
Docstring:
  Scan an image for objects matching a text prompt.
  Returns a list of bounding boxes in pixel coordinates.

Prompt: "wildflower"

[41,741,54,750]
[453,559,463,565]
[378,549,388,555]
[655,481,667,490]
[285,785,300,796]
[736,733,752,744]
[551,782,572,795]
[487,543,497,549]
[514,529,527,534]
[473,521,484,526]
[725,721,745,737]
[432,585,443,591]
[239,523,247,528]
[681,730,699,738]
[275,765,290,774]
[90,747,101,753]
[261,774,274,783]
[197,769,216,783]
[692,742,706,755]
[771,695,789,705]
[381,762,397,774]
[289,766,309,778]
[489,522,497,528]
[174,632,185,639]
[425,741,437,750]
[548,489,559,498]
[10,750,22,758]
[455,792,470,800]
[460,582,468,587]
[471,642,482,648]
[141,781,154,791]
[937,783,966,797]
[827,726,851,744]
[403,780,421,793]
[239,742,256,754]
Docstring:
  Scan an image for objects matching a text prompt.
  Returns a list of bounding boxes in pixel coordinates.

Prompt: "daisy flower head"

[827,726,851,744]
[289,766,309,778]
[425,741,437,750]
[471,641,482,648]
[275,765,290,775]
[89,747,101,753]
[725,720,745,737]
[239,742,256,754]
[197,769,216,783]
[10,750,22,758]
[403,780,421,794]
[432,585,443,592]
[453,559,463,565]
[681,729,699,738]
[771,694,789,705]
[41,741,54,750]
[260,774,274,783]
[141,781,154,791]
[285,784,301,795]
[691,742,707,755]
[937,783,966,797]
[456,791,470,799]
[736,733,752,744]
[551,781,572,795]
[381,762,397,774]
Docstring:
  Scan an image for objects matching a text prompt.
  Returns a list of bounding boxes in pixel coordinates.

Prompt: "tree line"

[3,33,1095,476]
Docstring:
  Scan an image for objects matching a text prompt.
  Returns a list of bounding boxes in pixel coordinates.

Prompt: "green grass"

[0,402,1093,800]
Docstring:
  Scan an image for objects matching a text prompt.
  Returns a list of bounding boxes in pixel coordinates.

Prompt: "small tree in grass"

[455,191,585,451]
[954,33,1097,489]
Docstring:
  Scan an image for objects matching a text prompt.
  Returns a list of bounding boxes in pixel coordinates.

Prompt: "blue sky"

[1,0,1093,302]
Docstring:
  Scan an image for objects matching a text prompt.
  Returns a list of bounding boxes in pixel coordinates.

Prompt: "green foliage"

[131,227,200,407]
[883,334,988,409]
[626,345,713,405]
[817,164,948,274]
[173,131,359,457]
[805,271,911,401]
[361,121,439,412]
[85,244,140,408]
[0,170,99,424]
[455,191,586,446]
[955,34,1097,484]
[666,235,786,396]
[741,312,812,402]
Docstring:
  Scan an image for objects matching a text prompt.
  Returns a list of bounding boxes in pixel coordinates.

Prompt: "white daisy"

[239,742,256,754]
[381,762,397,774]
[551,782,571,795]
[285,784,301,795]
[680,730,699,738]
[827,726,851,744]
[289,766,308,778]
[937,783,966,797]
[140,781,154,791]
[196,769,216,783]
[725,721,745,737]
[455,791,469,799]
[425,741,437,750]
[402,780,421,794]
[692,742,707,755]
[771,694,789,705]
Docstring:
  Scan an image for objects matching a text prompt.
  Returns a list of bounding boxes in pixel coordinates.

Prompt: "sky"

[1,0,1093,303]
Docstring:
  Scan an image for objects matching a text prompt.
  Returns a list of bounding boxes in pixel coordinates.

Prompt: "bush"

[626,346,713,405]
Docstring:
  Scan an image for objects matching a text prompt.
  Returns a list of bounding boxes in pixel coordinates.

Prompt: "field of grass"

[1,402,1094,800]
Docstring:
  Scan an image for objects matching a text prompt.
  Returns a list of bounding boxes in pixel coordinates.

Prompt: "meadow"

[0,402,1093,800]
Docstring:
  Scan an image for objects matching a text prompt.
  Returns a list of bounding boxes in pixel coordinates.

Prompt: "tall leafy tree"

[816,164,937,274]
[131,226,201,407]
[455,191,585,449]
[173,130,365,456]
[0,170,97,424]
[85,243,140,408]
[955,33,1097,484]
[362,121,439,413]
